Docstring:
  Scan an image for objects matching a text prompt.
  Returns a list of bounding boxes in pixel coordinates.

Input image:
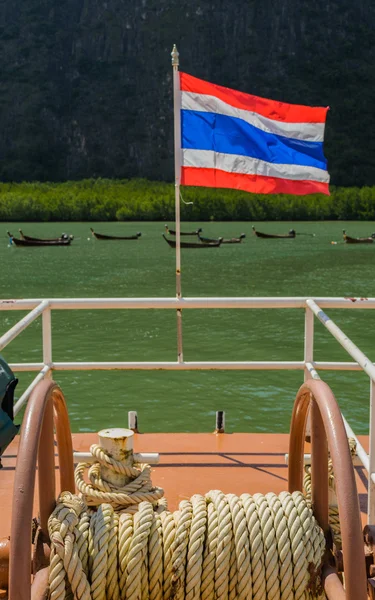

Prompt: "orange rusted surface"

[0,430,369,542]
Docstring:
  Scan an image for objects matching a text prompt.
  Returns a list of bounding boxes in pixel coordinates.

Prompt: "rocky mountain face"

[0,0,374,186]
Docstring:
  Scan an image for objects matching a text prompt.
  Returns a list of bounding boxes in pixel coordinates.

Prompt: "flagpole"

[171,44,183,363]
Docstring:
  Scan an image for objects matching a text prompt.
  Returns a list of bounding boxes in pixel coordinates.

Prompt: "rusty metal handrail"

[288,379,367,600]
[8,380,75,600]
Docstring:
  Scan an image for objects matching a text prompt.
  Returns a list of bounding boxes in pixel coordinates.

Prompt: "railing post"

[177,307,183,363]
[304,306,314,439]
[369,379,375,523]
[304,307,314,380]
[42,307,52,379]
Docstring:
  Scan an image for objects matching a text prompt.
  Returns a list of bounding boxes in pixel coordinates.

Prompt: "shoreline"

[1,178,375,221]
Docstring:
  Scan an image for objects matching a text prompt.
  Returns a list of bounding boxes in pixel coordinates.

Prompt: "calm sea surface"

[1,220,375,434]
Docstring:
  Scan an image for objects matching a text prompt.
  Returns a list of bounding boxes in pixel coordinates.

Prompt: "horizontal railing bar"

[13,365,51,416]
[341,414,369,473]
[51,361,306,371]
[307,299,375,382]
[73,451,160,464]
[0,300,49,351]
[313,361,373,371]
[2,297,375,310]
[9,363,45,372]
[8,360,372,373]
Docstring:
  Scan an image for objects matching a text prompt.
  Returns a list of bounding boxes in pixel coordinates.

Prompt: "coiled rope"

[75,444,165,512]
[303,437,357,549]
[48,490,326,600]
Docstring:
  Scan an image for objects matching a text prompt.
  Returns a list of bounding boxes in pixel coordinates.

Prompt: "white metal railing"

[1,295,375,521]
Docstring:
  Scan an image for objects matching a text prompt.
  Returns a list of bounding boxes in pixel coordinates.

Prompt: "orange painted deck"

[0,432,369,540]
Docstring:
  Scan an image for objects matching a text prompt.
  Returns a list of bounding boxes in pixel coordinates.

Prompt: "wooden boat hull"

[163,234,221,248]
[8,233,71,246]
[221,237,245,244]
[199,234,245,244]
[252,227,295,239]
[90,228,141,240]
[165,225,202,236]
[19,230,72,242]
[343,234,374,244]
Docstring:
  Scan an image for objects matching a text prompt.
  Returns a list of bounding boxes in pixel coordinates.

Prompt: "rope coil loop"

[303,436,357,549]
[48,491,326,600]
[74,444,164,512]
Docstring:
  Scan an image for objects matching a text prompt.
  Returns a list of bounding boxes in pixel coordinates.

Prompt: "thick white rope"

[75,444,164,511]
[303,437,357,550]
[48,490,326,600]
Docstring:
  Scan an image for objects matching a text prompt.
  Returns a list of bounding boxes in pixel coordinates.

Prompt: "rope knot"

[74,444,164,511]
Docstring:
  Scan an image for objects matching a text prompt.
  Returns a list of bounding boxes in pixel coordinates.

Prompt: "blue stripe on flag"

[181,110,327,171]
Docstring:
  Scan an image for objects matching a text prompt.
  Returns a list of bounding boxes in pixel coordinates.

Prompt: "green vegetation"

[1,179,375,221]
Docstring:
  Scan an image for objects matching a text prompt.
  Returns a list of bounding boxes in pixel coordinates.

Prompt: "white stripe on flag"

[181,91,325,143]
[182,149,330,183]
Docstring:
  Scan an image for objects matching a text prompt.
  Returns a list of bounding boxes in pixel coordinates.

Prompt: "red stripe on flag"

[181,167,330,196]
[180,72,328,125]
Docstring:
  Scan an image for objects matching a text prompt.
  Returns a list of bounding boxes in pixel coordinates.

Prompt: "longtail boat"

[90,228,141,240]
[252,226,296,239]
[165,224,202,236]
[19,229,73,242]
[163,233,222,248]
[343,230,375,244]
[7,232,72,246]
[199,233,246,244]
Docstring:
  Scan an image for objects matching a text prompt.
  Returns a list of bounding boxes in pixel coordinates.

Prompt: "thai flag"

[180,72,330,196]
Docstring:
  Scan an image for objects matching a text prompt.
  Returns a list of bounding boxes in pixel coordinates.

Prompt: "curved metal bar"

[52,387,75,496]
[30,567,49,600]
[0,538,10,590]
[9,380,74,600]
[288,379,367,600]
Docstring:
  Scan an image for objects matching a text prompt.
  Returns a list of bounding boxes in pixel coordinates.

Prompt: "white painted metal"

[8,360,373,372]
[305,362,320,380]
[369,380,375,522]
[308,362,371,484]
[307,299,375,381]
[133,452,159,464]
[2,296,375,311]
[42,307,52,379]
[73,451,160,465]
[313,361,373,371]
[3,294,375,523]
[177,308,183,363]
[128,411,138,431]
[342,414,370,472]
[304,308,314,380]
[98,428,134,487]
[172,43,182,295]
[0,300,48,351]
[171,44,184,363]
[49,360,305,370]
[13,365,51,416]
[304,309,314,438]
[9,363,45,371]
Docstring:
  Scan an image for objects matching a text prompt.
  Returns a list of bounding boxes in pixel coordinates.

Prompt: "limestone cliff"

[0,0,374,185]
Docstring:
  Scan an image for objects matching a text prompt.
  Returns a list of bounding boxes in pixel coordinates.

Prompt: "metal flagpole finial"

[171,44,179,67]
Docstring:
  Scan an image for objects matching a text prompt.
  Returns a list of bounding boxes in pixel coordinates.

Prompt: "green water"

[1,221,375,434]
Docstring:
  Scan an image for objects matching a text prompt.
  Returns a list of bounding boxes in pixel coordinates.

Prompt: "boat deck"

[0,432,369,540]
